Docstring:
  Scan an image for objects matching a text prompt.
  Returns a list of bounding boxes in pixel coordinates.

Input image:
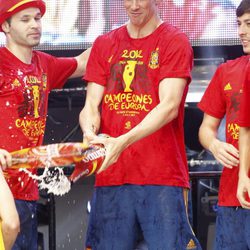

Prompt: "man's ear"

[1,21,10,33]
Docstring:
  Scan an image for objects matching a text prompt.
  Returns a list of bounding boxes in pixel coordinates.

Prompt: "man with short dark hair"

[199,0,250,249]
[237,61,250,210]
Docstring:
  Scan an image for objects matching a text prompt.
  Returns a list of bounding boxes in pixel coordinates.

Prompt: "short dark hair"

[236,0,250,17]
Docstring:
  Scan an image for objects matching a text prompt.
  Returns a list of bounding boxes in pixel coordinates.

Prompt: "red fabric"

[84,23,193,188]
[198,56,250,206]
[0,47,77,200]
[239,61,250,127]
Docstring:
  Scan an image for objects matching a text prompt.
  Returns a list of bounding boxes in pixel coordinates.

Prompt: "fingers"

[237,192,250,209]
[237,178,250,209]
[83,130,97,145]
[0,149,12,170]
[96,143,113,174]
[214,143,239,168]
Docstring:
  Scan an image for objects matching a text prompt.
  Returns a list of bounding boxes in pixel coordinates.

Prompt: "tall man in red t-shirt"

[237,61,250,210]
[198,0,250,249]
[79,0,201,249]
[0,0,90,249]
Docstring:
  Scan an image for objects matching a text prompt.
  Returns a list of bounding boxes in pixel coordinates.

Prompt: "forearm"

[79,105,101,137]
[120,100,179,148]
[239,127,250,177]
[199,124,219,154]
[79,82,104,138]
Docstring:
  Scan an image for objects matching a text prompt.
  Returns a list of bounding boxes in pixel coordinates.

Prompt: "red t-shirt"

[85,23,193,188]
[0,47,77,200]
[198,56,249,206]
[239,60,250,127]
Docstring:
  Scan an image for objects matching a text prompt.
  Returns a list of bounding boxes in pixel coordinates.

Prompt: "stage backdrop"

[0,0,241,50]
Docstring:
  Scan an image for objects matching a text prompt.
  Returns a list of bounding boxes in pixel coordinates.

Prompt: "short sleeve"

[159,33,193,84]
[198,65,226,119]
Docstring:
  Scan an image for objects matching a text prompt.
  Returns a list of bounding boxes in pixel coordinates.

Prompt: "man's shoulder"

[32,50,52,59]
[160,22,186,36]
[158,22,190,44]
[221,55,249,69]
[95,25,126,43]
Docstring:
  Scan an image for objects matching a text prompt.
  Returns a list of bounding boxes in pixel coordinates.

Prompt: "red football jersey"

[198,56,250,206]
[85,23,193,188]
[239,60,250,127]
[0,47,77,200]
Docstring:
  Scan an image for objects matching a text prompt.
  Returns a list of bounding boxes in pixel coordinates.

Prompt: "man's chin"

[30,41,41,47]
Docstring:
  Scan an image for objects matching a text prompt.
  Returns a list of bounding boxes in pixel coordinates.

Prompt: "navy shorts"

[12,200,38,250]
[215,206,250,250]
[86,185,201,250]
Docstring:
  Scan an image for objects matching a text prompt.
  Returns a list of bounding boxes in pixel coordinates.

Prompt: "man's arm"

[0,169,19,250]
[69,47,92,78]
[237,127,250,208]
[79,82,105,142]
[90,77,189,173]
[198,114,239,168]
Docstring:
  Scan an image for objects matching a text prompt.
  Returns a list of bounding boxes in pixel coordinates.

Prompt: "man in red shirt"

[198,0,250,248]
[80,0,201,249]
[0,0,90,249]
[237,61,250,209]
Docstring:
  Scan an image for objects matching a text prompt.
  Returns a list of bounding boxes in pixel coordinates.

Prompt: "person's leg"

[135,185,201,250]
[85,186,139,250]
[245,209,250,249]
[215,206,248,250]
[12,200,37,250]
[0,170,19,250]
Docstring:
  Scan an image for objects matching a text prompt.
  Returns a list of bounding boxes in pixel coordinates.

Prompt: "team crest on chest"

[148,48,159,69]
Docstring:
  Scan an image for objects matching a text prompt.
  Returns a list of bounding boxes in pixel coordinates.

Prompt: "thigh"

[86,186,139,250]
[215,206,248,250]
[135,186,201,250]
[244,209,250,249]
[12,200,37,250]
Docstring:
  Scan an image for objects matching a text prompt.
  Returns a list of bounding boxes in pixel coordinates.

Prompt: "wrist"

[208,138,218,155]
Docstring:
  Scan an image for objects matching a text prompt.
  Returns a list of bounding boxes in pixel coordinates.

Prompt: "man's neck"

[127,16,163,39]
[6,43,33,64]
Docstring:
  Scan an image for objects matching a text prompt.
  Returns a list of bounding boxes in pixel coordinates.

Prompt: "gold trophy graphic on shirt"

[123,60,137,92]
[32,85,40,118]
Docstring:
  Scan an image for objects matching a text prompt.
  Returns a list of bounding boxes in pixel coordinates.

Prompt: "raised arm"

[199,114,239,168]
[70,47,92,78]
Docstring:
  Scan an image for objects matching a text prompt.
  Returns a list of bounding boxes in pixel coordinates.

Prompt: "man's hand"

[209,139,239,169]
[237,175,250,209]
[89,135,128,174]
[0,149,12,170]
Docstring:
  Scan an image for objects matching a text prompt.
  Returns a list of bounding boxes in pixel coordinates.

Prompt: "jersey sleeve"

[159,33,193,84]
[44,53,78,90]
[198,64,226,119]
[239,73,250,127]
[84,36,108,86]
